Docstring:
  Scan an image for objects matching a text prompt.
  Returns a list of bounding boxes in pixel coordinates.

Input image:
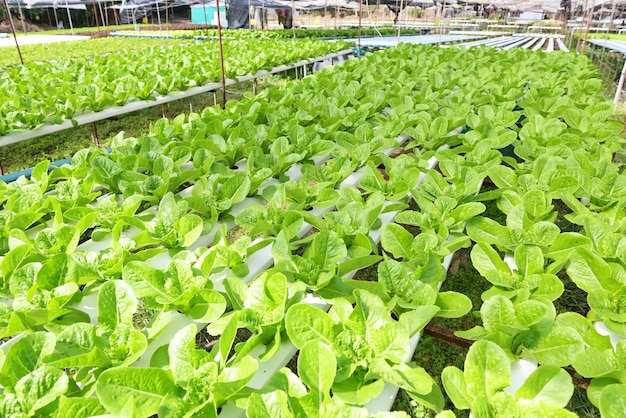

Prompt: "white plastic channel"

[594,322,625,349]
[134,137,411,367]
[467,358,539,418]
[555,38,569,52]
[458,36,509,48]
[532,38,547,51]
[0,50,353,147]
[546,38,555,53]
[464,251,540,418]
[0,151,332,355]
[503,37,534,51]
[520,38,539,50]
[218,140,466,417]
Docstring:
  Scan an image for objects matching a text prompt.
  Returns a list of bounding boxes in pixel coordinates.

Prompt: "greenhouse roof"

[2,0,605,13]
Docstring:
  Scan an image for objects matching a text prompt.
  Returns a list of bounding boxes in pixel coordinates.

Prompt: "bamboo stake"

[2,0,24,65]
[92,0,100,31]
[580,0,596,54]
[396,0,404,43]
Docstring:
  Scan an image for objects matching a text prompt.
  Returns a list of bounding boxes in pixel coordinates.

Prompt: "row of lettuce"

[0,44,623,417]
[0,37,190,69]
[0,37,351,137]
[113,27,425,40]
[0,28,416,69]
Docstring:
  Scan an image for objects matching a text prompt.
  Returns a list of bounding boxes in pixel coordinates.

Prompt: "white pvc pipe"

[614,56,626,112]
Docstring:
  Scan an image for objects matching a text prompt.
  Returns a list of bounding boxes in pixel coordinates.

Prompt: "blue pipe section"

[0,148,112,184]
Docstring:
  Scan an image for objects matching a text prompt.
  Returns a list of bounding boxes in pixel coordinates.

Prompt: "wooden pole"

[581,0,595,54]
[215,0,227,108]
[91,123,100,147]
[92,0,100,31]
[396,0,404,43]
[2,0,24,65]
[292,0,296,38]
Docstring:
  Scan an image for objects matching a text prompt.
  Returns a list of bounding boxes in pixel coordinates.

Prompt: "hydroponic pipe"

[0,147,112,184]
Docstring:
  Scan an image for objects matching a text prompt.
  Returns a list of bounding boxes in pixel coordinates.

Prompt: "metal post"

[98,1,106,28]
[216,0,227,108]
[2,0,24,65]
[247,0,251,28]
[156,0,162,30]
[65,0,74,34]
[53,5,59,29]
[614,55,626,111]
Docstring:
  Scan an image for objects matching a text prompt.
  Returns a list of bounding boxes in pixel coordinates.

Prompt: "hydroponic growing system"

[0,33,625,418]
